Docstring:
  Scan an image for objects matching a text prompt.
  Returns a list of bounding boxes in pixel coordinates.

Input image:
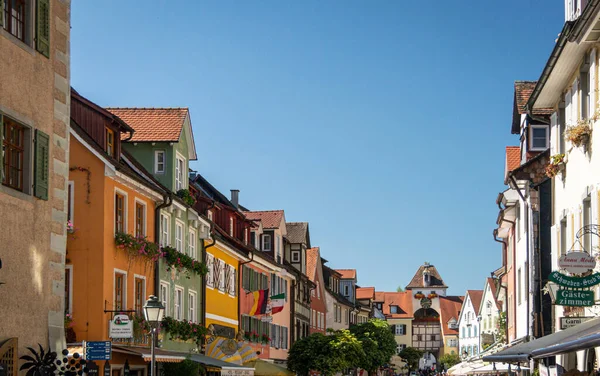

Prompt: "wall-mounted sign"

[549,271,600,288]
[560,316,593,329]
[260,316,273,323]
[109,314,133,339]
[558,252,596,274]
[555,290,595,307]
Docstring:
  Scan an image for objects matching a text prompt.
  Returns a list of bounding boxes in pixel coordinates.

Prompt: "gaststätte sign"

[555,289,595,307]
[548,271,600,288]
[558,252,597,274]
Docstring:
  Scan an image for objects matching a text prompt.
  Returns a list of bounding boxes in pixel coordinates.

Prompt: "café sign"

[109,314,133,339]
[558,252,596,274]
[555,289,595,307]
[549,271,600,288]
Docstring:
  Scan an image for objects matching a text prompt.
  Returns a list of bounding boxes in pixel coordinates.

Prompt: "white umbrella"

[448,361,484,375]
[468,363,529,374]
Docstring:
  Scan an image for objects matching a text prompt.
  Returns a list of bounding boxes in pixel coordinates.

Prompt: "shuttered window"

[135,202,145,237]
[115,272,125,311]
[105,128,115,157]
[35,0,50,57]
[2,117,25,192]
[3,0,26,42]
[115,193,125,233]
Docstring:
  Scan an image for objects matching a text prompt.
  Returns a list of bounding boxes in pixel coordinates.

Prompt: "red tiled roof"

[514,81,553,115]
[439,296,464,336]
[107,108,188,142]
[306,247,320,282]
[487,277,502,310]
[382,292,413,319]
[506,146,521,172]
[335,269,356,280]
[374,292,385,302]
[467,290,484,312]
[243,210,284,229]
[356,287,375,300]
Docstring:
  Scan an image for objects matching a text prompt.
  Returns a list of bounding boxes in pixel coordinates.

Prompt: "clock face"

[420,298,432,309]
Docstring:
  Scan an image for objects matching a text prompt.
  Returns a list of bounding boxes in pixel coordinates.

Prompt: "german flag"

[250,289,269,316]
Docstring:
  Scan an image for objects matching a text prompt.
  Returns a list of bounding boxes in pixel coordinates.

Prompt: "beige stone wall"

[0,0,71,356]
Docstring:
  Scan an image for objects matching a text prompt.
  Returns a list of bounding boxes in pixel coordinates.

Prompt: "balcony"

[112,332,151,347]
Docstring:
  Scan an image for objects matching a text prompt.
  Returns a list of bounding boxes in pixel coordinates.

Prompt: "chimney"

[231,189,240,208]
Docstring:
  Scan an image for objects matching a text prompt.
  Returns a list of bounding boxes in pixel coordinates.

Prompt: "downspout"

[154,193,173,297]
[509,174,531,341]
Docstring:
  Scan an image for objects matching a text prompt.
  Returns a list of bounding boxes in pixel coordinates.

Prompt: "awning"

[190,354,255,376]
[243,359,293,376]
[468,363,529,374]
[447,360,484,375]
[483,317,600,363]
[112,346,186,363]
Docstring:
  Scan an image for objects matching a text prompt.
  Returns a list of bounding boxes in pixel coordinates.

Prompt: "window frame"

[175,152,186,191]
[530,125,549,151]
[114,189,128,235]
[154,150,166,174]
[133,275,146,316]
[175,220,185,252]
[160,212,171,247]
[114,269,127,312]
[2,0,29,43]
[188,227,197,259]
[65,265,73,314]
[188,290,197,323]
[160,281,170,316]
[134,199,146,238]
[262,234,272,251]
[67,181,74,223]
[105,127,115,157]
[206,253,214,288]
[2,116,27,192]
[291,251,300,263]
[174,285,184,320]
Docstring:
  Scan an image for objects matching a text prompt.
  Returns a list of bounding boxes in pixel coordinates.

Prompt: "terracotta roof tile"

[374,292,385,302]
[487,277,502,310]
[243,210,284,229]
[382,292,413,319]
[506,146,521,173]
[467,290,484,312]
[107,108,188,142]
[439,296,464,336]
[356,287,375,300]
[335,269,356,280]
[406,263,446,289]
[514,81,553,115]
[306,247,320,282]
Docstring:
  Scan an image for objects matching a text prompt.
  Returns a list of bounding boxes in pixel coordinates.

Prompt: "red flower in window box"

[414,293,425,299]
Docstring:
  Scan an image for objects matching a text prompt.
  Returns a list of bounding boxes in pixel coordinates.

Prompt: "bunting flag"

[270,293,285,314]
[250,289,269,316]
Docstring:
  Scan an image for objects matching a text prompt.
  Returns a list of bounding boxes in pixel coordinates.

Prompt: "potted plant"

[251,331,259,342]
[243,331,251,341]
[428,293,438,299]
[414,292,425,299]
[565,120,592,148]
[64,313,77,343]
[545,153,566,178]
[261,333,271,344]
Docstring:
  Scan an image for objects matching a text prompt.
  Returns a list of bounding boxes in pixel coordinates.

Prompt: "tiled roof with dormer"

[439,296,464,336]
[107,108,188,143]
[514,81,553,115]
[382,292,413,319]
[286,222,309,245]
[335,269,356,280]
[406,263,447,289]
[244,210,284,229]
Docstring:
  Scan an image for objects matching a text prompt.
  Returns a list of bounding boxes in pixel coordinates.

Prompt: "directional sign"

[555,290,595,307]
[84,341,112,361]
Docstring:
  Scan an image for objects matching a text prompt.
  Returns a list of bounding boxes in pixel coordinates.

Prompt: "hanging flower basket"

[565,121,592,147]
[428,293,438,299]
[414,293,425,299]
[545,154,566,178]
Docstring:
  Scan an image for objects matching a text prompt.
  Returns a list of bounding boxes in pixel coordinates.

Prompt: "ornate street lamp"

[144,295,165,376]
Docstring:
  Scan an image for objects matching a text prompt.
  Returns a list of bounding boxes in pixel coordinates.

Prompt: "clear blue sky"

[72,1,564,295]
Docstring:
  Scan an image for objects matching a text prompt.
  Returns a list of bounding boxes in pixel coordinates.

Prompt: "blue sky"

[72,1,564,295]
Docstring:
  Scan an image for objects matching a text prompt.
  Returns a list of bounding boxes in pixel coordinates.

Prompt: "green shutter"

[0,115,3,183]
[36,0,50,58]
[0,0,4,28]
[34,130,49,200]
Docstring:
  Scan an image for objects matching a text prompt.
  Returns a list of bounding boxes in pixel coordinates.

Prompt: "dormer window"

[530,125,548,151]
[262,234,272,251]
[390,305,399,314]
[291,251,300,263]
[229,217,234,237]
[448,319,458,329]
[175,155,185,191]
[486,301,492,315]
[105,128,115,157]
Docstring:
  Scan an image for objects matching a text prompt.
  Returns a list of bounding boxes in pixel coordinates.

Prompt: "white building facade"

[458,290,482,359]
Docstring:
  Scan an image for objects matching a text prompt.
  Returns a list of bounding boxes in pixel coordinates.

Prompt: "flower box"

[565,121,592,148]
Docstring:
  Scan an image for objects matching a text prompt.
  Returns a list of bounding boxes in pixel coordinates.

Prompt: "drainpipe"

[154,193,173,296]
[509,174,531,341]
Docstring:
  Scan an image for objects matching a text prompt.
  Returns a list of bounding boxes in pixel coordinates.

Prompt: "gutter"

[568,0,600,43]
[154,193,173,296]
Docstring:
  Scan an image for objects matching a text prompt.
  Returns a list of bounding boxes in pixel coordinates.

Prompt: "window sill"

[0,29,36,56]
[0,184,34,204]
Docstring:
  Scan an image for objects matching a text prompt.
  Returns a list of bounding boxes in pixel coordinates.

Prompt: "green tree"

[439,353,461,370]
[397,286,405,292]
[399,347,424,372]
[288,331,363,376]
[162,358,203,376]
[350,319,397,375]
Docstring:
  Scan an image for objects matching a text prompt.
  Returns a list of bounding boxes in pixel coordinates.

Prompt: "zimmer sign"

[558,252,596,274]
[555,290,594,307]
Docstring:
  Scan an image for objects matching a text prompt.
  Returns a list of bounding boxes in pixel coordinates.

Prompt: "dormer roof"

[356,287,375,300]
[512,81,553,134]
[466,290,484,313]
[244,210,285,230]
[335,269,356,280]
[406,263,447,289]
[286,222,310,246]
[439,296,464,335]
[382,292,413,319]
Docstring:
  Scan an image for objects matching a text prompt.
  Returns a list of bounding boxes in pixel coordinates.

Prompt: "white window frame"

[154,150,166,174]
[113,268,128,311]
[344,285,349,296]
[134,198,147,237]
[206,253,214,288]
[160,281,170,317]
[133,274,147,314]
[208,210,213,221]
[228,264,236,297]
[175,220,185,252]
[390,305,398,314]
[244,228,248,244]
[229,216,234,237]
[67,181,74,223]
[276,234,280,258]
[263,234,272,251]
[530,125,549,151]
[114,188,128,235]
[160,212,171,247]
[291,251,300,262]
[218,259,226,292]
[65,265,73,314]
[188,290,197,323]
[174,285,184,320]
[175,152,186,191]
[188,227,197,259]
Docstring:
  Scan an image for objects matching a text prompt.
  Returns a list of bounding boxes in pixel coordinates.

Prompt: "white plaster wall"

[458,295,479,357]
[514,197,530,341]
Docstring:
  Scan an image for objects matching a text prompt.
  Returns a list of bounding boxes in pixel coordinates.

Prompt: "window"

[114,271,126,311]
[417,334,423,341]
[334,304,338,322]
[390,305,398,314]
[468,327,471,337]
[65,266,73,314]
[517,268,522,305]
[174,286,184,320]
[206,254,214,288]
[207,210,213,221]
[175,156,185,191]
[188,228,196,259]
[3,0,27,42]
[276,234,281,259]
[474,326,478,337]
[250,231,256,247]
[430,335,436,341]
[105,128,114,157]
[228,265,236,296]
[515,202,521,241]
[188,291,197,322]
[135,202,145,237]
[344,285,349,297]
[581,53,591,119]
[218,259,226,292]
[395,324,405,335]
[160,213,170,246]
[263,234,272,251]
[115,192,125,233]
[134,277,145,315]
[344,309,348,324]
[486,301,492,315]
[244,228,248,244]
[160,282,169,316]
[175,222,184,252]
[461,327,465,338]
[67,182,74,223]
[291,251,300,262]
[559,102,566,154]
[2,117,26,191]
[561,218,568,256]
[584,197,592,252]
[530,125,548,150]
[154,150,165,174]
[229,217,234,237]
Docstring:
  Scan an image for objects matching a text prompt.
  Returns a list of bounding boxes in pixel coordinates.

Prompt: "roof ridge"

[106,107,189,110]
[506,146,520,149]
[245,210,284,213]
[514,80,538,84]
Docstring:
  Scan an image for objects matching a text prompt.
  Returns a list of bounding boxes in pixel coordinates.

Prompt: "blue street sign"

[84,341,112,361]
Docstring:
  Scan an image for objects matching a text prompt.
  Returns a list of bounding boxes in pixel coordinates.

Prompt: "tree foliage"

[399,347,424,372]
[287,331,363,376]
[396,285,405,292]
[350,319,397,373]
[439,353,461,369]
[162,359,203,376]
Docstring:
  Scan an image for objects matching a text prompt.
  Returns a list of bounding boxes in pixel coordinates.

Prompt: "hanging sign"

[109,314,133,339]
[548,271,600,288]
[555,289,595,306]
[558,252,596,274]
[560,316,593,329]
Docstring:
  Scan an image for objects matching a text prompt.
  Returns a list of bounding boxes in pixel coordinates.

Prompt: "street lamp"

[144,295,165,376]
